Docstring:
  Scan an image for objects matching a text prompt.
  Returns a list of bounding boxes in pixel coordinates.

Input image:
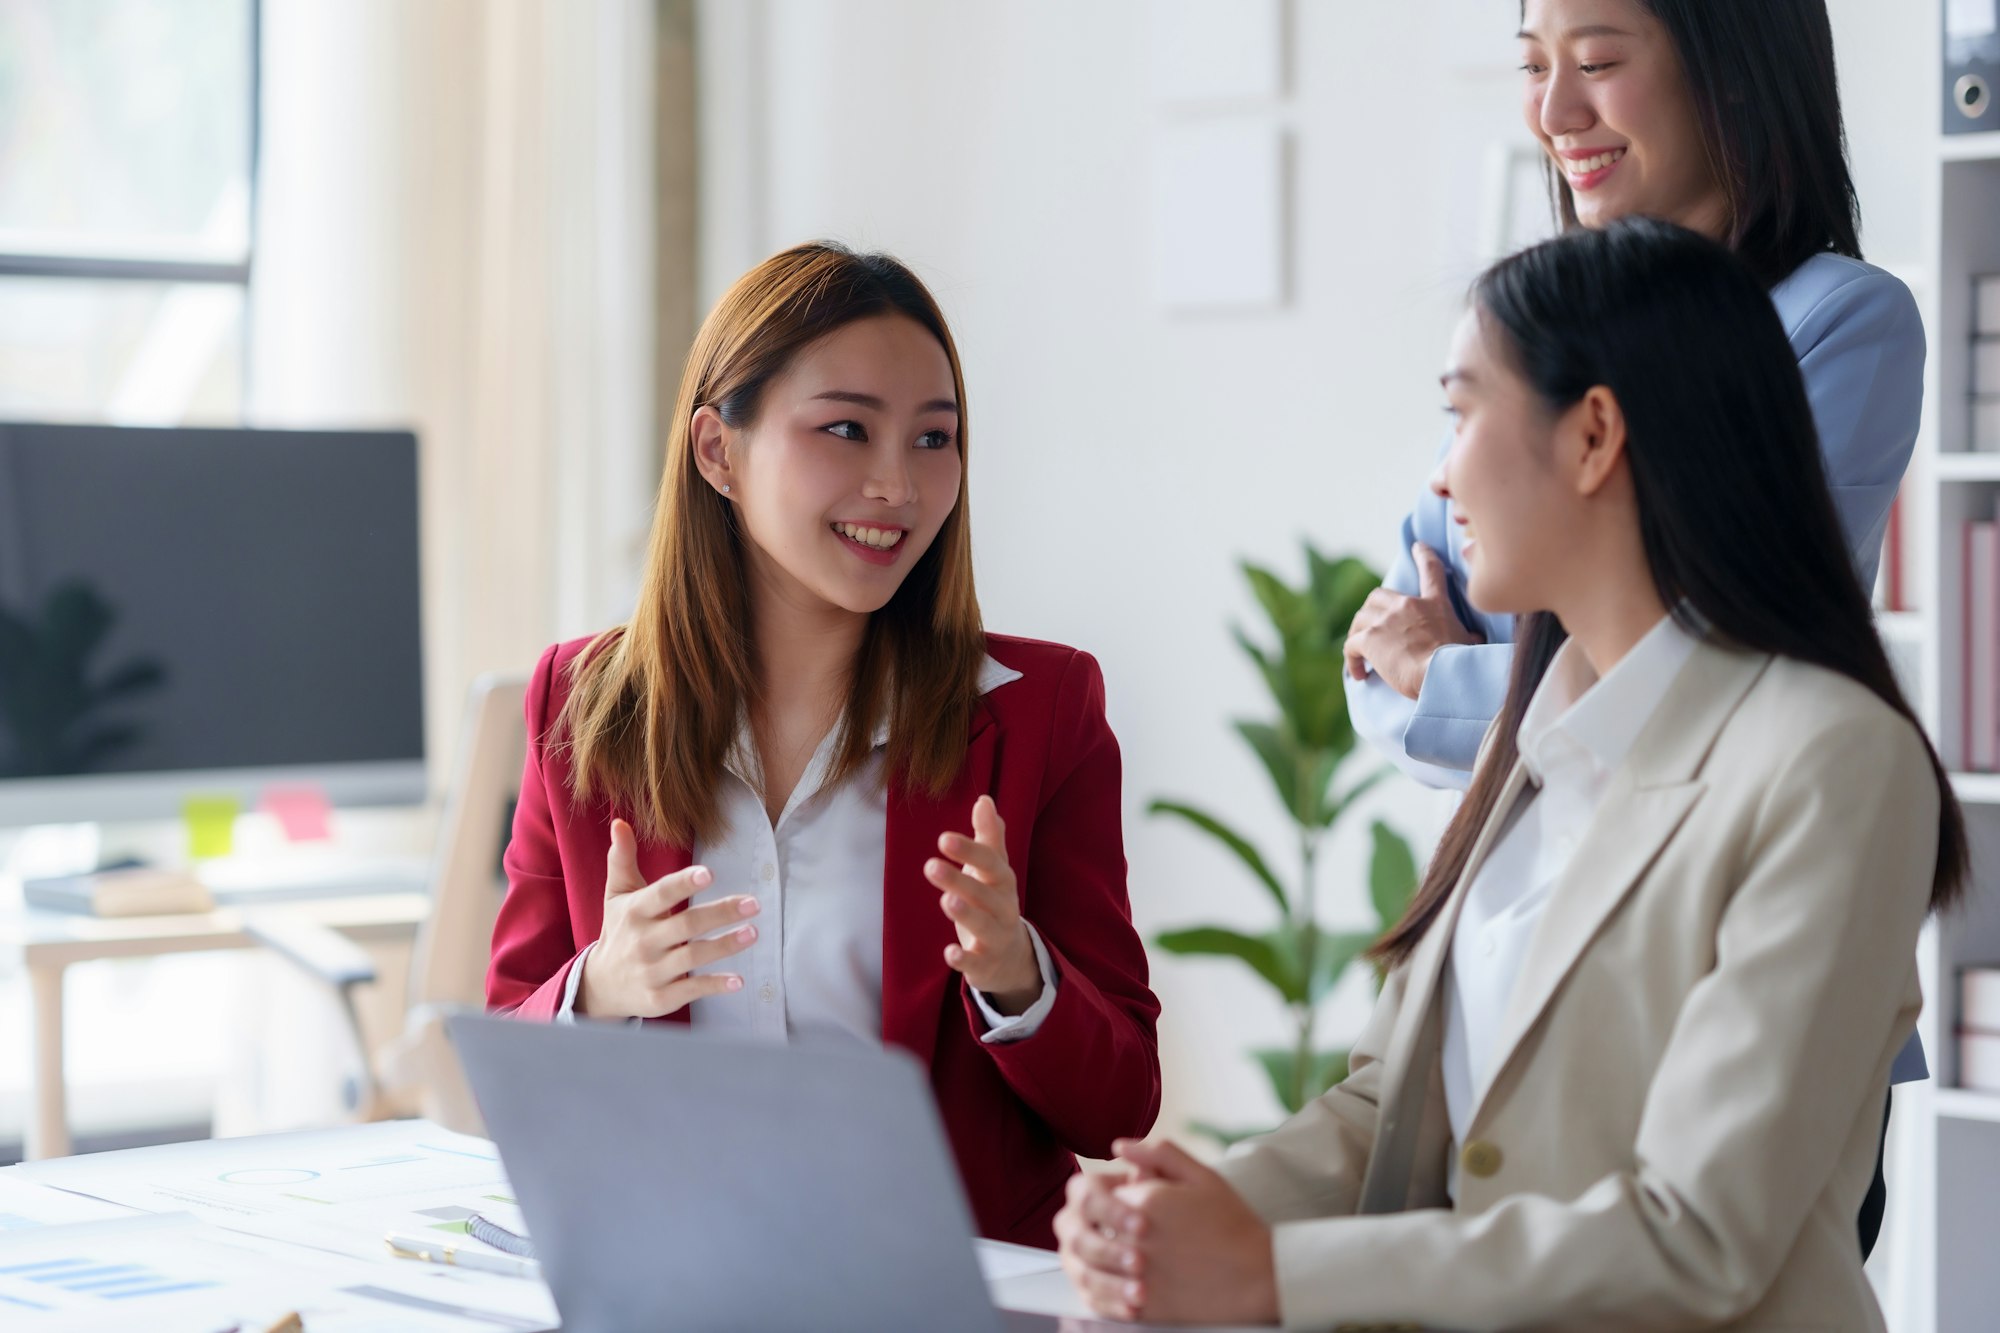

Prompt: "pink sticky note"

[260,785,333,842]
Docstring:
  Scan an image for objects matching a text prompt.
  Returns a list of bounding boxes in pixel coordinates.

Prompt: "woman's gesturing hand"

[576,818,761,1019]
[927,794,1041,1014]
[1342,541,1484,699]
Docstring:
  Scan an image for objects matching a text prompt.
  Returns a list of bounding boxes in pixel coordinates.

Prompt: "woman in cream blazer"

[1053,220,1968,1332]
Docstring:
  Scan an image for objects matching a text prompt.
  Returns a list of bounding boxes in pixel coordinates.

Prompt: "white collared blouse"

[1440,613,1700,1189]
[558,655,1057,1044]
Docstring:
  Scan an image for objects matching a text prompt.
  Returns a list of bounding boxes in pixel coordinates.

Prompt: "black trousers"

[1857,1089,1891,1260]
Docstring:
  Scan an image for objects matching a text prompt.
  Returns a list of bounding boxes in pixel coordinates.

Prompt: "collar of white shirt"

[722,654,1026,782]
[866,654,1026,748]
[1515,612,1702,791]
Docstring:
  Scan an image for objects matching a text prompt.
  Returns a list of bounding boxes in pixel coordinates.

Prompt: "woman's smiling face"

[1430,307,1576,617]
[1518,0,1727,239]
[718,313,964,618]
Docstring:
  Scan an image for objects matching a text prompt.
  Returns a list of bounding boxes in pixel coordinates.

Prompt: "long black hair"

[1373,219,1965,968]
[1538,0,1863,287]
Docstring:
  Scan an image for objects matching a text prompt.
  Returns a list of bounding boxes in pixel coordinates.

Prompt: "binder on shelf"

[1979,274,2000,337]
[1945,0,2000,133]
[1977,338,2000,397]
[1967,1031,2000,1093]
[1980,399,2000,453]
[1965,965,2000,1031]
[1964,965,2000,1093]
[1883,488,1908,612]
[1962,517,2000,771]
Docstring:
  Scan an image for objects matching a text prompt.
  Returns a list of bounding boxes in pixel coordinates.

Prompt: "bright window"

[0,0,260,1155]
[0,0,256,424]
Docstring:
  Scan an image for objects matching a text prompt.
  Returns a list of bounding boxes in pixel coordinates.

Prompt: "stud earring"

[721,484,732,494]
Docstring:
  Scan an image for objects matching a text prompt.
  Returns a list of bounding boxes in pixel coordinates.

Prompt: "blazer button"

[1461,1140,1503,1179]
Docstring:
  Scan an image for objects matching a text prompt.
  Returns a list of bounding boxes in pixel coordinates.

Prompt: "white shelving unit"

[1934,1087,2000,1125]
[1895,48,2000,1331]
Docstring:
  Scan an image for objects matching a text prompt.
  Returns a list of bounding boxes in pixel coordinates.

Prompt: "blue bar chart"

[0,1255,219,1304]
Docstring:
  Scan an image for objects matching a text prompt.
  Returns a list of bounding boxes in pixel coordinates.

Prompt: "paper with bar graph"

[16,1121,510,1248]
[0,1212,549,1331]
[14,1121,559,1327]
[0,1174,135,1233]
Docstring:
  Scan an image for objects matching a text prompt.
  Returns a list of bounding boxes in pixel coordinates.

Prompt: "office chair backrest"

[406,672,528,1011]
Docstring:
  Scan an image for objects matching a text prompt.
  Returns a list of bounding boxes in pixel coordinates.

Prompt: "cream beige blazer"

[1216,640,1938,1332]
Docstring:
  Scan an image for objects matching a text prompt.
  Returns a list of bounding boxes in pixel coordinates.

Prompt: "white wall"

[696,0,1935,1141]
[700,0,1509,1138]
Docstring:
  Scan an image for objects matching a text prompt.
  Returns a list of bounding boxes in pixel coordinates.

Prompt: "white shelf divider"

[1952,772,2000,805]
[1934,1087,2000,1124]
[1936,453,2000,482]
[1878,609,1929,643]
[1939,131,2000,162]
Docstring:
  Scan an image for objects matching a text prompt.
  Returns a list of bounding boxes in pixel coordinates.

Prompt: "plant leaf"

[1308,929,1379,1003]
[1147,799,1288,913]
[1368,820,1420,929]
[1155,926,1305,1004]
[1306,548,1382,632]
[1232,625,1296,725]
[1233,720,1303,825]
[1287,647,1353,752]
[1242,561,1313,646]
[1253,1046,1353,1115]
[93,658,167,702]
[1188,1119,1273,1148]
[64,723,142,775]
[41,581,113,670]
[1325,764,1395,828]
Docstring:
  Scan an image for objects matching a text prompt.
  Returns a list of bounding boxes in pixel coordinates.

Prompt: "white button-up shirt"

[1441,613,1700,1193]
[559,656,1058,1044]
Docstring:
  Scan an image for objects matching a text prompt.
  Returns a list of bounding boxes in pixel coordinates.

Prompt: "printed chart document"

[0,1212,551,1331]
[15,1121,557,1328]
[975,1238,1064,1282]
[0,1174,135,1232]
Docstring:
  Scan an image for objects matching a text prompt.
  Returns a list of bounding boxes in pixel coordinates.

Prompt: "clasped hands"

[1342,541,1483,700]
[578,794,1039,1019]
[1053,1138,1280,1326]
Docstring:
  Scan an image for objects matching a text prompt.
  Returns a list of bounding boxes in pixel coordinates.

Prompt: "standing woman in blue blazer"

[1339,0,1925,1254]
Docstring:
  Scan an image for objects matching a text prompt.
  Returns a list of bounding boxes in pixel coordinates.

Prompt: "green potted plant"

[1151,543,1419,1142]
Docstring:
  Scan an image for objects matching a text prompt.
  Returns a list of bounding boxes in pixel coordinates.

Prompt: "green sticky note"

[184,795,241,860]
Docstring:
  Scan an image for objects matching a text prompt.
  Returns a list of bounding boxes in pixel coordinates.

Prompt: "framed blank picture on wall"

[1150,119,1288,312]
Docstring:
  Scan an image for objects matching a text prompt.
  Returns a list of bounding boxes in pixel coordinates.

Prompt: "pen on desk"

[467,1211,535,1258]
[385,1231,541,1280]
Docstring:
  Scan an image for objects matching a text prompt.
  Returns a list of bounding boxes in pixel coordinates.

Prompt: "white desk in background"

[0,878,429,1161]
[0,1120,1281,1332]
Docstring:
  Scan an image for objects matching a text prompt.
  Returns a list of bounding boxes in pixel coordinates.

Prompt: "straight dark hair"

[1536,0,1863,287]
[1371,220,1966,969]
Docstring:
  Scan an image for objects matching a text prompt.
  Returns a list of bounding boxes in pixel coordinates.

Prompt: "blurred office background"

[0,0,1953,1310]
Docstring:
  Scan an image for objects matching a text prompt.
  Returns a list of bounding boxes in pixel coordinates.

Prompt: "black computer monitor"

[0,423,425,825]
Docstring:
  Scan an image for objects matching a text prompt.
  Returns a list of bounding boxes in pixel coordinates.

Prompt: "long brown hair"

[1372,221,1965,969]
[559,242,986,846]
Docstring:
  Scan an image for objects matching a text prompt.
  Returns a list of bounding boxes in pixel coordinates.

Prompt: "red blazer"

[486,632,1162,1246]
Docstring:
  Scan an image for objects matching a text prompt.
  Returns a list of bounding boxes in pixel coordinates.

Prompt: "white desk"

[0,889,429,1160]
[1,1121,1280,1332]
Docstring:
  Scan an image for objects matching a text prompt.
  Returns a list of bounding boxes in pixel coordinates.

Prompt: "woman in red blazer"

[486,242,1160,1248]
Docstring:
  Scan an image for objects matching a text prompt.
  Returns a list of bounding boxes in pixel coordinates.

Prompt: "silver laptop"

[447,1012,1068,1333]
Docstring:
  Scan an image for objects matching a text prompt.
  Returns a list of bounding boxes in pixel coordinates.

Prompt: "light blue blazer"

[1347,250,1929,1080]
